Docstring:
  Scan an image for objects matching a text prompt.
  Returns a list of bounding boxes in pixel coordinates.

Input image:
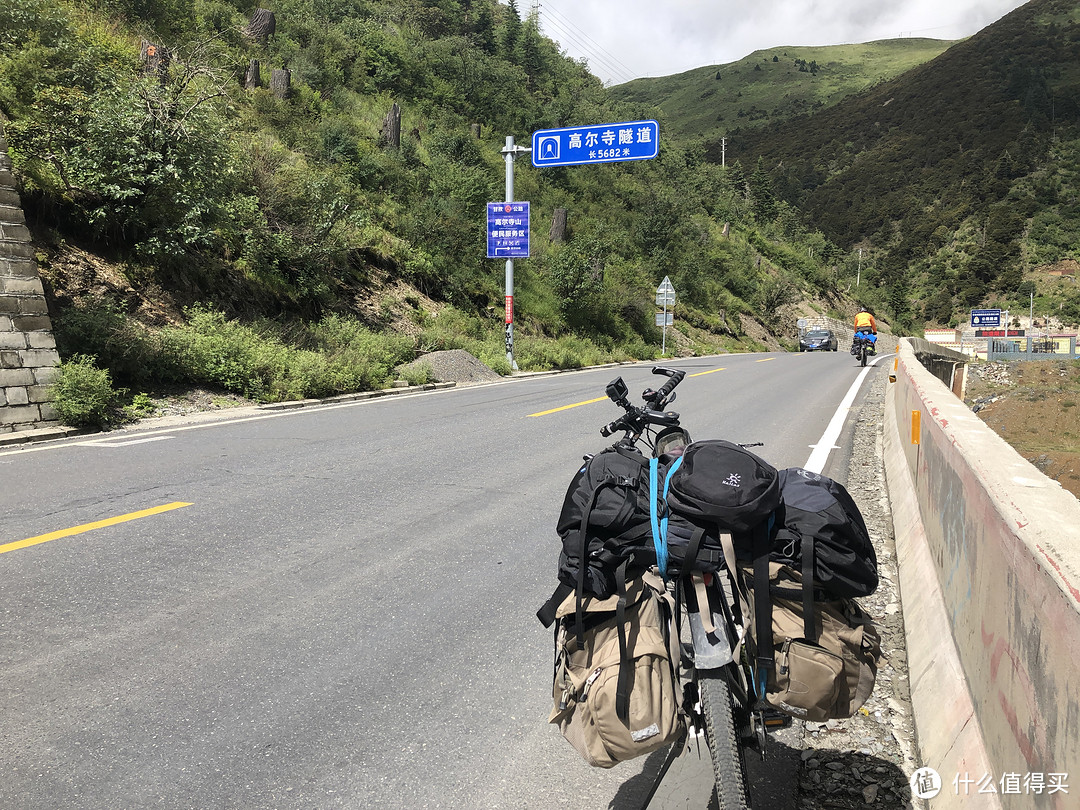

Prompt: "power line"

[538,11,635,84]
[541,19,634,83]
[538,3,638,84]
[542,2,637,77]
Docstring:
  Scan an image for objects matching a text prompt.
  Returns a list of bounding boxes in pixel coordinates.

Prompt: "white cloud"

[536,0,1030,84]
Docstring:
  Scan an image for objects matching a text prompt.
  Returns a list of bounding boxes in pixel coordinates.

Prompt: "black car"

[799,329,838,352]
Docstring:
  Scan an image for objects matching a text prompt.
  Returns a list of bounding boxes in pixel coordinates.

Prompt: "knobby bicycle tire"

[699,670,752,809]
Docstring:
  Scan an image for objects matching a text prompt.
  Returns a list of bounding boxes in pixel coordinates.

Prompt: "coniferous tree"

[471,0,497,53]
[749,157,777,222]
[500,0,521,60]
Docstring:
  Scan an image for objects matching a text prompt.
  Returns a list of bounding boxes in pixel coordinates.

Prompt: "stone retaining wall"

[0,126,61,433]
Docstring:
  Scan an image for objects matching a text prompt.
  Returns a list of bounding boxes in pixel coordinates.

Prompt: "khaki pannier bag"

[748,561,881,722]
[547,571,684,768]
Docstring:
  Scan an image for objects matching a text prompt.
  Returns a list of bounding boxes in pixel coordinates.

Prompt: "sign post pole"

[663,298,668,356]
[655,276,676,357]
[499,135,531,371]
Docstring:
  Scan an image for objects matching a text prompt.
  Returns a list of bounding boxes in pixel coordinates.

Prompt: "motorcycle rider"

[851,307,877,355]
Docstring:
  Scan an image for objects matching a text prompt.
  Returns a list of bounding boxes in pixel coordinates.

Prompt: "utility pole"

[721,137,727,168]
[857,248,862,287]
[500,135,530,371]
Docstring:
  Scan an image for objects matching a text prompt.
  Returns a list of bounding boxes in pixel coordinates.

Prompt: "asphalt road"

[0,351,880,809]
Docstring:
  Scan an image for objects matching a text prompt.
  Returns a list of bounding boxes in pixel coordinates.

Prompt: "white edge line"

[75,436,176,447]
[803,356,888,474]
[0,386,460,456]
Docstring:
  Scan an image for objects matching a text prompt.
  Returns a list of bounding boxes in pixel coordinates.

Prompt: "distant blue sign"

[487,202,530,258]
[531,120,659,168]
[971,308,1002,327]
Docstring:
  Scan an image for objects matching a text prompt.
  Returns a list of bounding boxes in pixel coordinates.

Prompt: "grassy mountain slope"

[713,0,1080,330]
[0,0,861,422]
[610,38,955,142]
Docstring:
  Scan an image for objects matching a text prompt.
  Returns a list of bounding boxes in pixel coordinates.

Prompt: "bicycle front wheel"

[699,670,751,809]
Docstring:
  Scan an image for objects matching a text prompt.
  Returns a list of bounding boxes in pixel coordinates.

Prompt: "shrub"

[50,354,122,428]
[52,297,160,386]
[396,362,431,386]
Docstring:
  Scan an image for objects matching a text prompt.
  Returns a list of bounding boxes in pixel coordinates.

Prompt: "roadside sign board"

[531,120,659,168]
[656,276,676,306]
[486,202,529,258]
[655,312,674,327]
[970,308,1001,327]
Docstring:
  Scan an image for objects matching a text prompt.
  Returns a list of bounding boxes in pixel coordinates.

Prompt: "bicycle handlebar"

[599,406,680,437]
[653,368,685,402]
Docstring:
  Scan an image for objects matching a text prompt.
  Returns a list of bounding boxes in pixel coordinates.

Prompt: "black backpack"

[665,440,781,533]
[769,468,878,598]
[553,447,659,599]
[651,440,781,579]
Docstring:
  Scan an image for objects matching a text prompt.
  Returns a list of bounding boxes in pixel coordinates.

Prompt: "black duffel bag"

[770,468,878,598]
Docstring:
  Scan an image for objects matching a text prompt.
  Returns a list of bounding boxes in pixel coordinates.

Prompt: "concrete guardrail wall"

[884,338,1080,809]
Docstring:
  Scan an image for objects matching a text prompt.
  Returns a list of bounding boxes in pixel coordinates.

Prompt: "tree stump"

[244,59,261,90]
[550,208,568,243]
[270,68,291,99]
[245,8,277,44]
[140,40,170,82]
[380,103,401,149]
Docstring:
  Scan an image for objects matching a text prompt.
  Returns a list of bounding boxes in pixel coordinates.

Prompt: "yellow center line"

[0,502,193,556]
[690,368,726,377]
[528,396,609,417]
[756,357,776,363]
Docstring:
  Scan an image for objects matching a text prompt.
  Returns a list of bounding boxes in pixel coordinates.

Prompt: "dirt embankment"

[964,359,1080,499]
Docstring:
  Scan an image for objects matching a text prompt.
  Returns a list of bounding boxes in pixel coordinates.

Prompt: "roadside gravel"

[795,368,923,809]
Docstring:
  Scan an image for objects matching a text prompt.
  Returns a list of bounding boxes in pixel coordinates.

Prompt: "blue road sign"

[531,120,659,168]
[487,202,530,258]
[970,308,1002,327]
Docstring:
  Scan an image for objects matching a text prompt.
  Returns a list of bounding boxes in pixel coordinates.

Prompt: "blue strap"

[649,458,668,578]
[660,457,681,570]
[650,456,684,579]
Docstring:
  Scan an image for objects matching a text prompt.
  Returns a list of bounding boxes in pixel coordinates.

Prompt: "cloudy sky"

[534,0,1031,85]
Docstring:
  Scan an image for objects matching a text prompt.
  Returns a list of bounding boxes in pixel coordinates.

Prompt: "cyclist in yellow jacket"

[852,308,877,355]
[853,309,876,334]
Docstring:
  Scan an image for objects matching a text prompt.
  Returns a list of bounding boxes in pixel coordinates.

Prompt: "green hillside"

[610,39,955,142]
[0,0,854,425]
[716,0,1080,332]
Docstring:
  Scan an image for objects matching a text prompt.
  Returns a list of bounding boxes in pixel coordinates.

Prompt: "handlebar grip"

[654,369,685,400]
[600,418,624,437]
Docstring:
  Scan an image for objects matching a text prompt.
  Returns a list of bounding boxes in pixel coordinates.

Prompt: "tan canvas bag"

[548,572,684,768]
[748,562,881,722]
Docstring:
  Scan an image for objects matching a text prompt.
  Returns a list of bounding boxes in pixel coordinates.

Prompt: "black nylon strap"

[752,520,774,674]
[802,532,816,642]
[574,482,608,649]
[614,559,632,723]
[536,581,572,628]
[614,445,649,467]
[682,526,706,575]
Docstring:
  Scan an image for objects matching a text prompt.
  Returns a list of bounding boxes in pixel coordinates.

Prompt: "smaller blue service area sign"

[487,201,530,258]
[970,308,1002,327]
[531,120,659,168]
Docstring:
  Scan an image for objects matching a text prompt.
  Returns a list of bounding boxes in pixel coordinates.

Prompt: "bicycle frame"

[596,366,771,808]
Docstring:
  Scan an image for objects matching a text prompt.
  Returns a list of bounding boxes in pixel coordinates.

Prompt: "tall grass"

[48,301,664,425]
